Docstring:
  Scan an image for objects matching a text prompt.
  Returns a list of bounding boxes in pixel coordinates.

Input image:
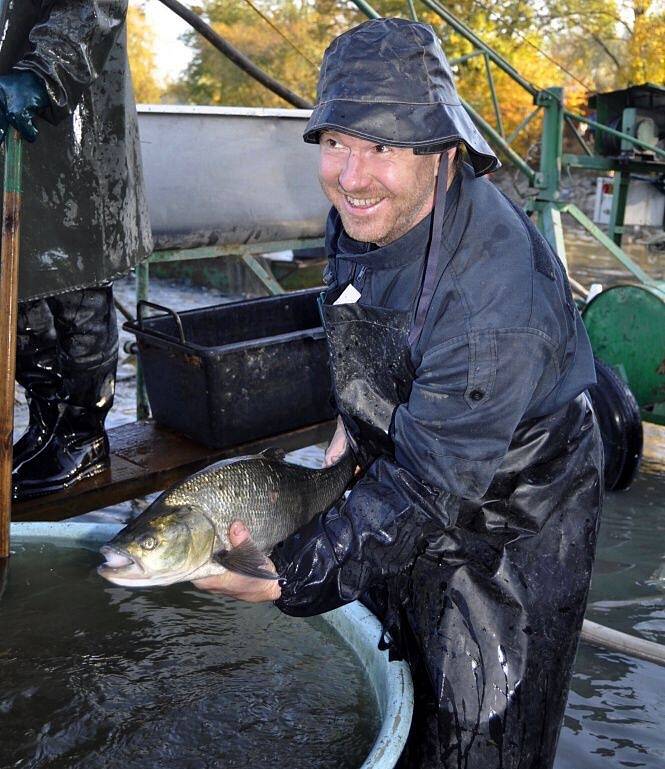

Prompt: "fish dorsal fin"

[259,447,286,462]
[213,540,279,581]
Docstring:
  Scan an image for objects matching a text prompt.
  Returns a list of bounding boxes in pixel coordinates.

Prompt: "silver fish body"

[98,449,354,587]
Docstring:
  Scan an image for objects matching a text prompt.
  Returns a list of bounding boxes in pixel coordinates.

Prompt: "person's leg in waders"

[13,300,61,469]
[13,284,118,499]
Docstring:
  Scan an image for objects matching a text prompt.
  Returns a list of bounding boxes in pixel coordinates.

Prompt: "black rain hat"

[304,18,500,177]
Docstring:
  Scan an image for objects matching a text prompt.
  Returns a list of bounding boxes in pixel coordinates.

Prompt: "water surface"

[555,425,665,769]
[0,542,379,769]
[10,239,665,767]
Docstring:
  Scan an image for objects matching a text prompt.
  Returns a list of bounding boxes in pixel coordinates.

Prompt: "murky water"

[0,542,379,769]
[555,425,665,769]
[564,231,664,289]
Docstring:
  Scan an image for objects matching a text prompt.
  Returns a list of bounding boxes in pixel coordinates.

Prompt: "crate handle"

[137,300,187,344]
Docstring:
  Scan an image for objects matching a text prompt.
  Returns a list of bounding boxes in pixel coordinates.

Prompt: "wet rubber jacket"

[0,0,152,301]
[272,163,604,769]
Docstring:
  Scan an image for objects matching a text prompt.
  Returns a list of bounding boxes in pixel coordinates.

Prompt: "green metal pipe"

[561,203,660,289]
[538,87,564,198]
[347,0,536,183]
[484,53,505,138]
[565,110,665,161]
[461,98,536,183]
[348,0,380,20]
[449,49,484,66]
[416,0,538,96]
[406,0,419,21]
[506,106,540,146]
[562,154,660,175]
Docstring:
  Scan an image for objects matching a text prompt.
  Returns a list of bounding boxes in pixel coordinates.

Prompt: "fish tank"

[1,522,413,769]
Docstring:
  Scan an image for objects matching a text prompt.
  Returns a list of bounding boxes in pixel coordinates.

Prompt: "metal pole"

[536,88,564,199]
[484,54,504,138]
[135,261,150,421]
[0,130,23,559]
[565,110,665,161]
[561,203,660,289]
[416,0,538,96]
[608,170,630,247]
[157,0,313,109]
[533,88,567,265]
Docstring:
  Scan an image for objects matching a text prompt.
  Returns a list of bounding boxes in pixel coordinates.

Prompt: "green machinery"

[138,1,665,428]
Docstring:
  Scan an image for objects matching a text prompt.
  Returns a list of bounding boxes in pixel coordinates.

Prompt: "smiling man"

[194,17,604,769]
[318,130,447,246]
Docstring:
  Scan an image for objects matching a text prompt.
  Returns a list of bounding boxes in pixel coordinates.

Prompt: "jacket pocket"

[464,330,497,409]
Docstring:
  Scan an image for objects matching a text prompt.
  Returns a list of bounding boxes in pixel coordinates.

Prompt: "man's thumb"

[228,520,250,547]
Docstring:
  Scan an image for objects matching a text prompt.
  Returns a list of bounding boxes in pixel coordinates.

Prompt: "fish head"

[97,503,216,587]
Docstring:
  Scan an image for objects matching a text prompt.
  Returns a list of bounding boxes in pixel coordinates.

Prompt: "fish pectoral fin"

[213,541,279,581]
[259,447,286,462]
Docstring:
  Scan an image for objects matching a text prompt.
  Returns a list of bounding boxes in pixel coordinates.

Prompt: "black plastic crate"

[123,288,334,448]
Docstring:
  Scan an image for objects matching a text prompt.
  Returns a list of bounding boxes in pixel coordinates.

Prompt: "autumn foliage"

[127,0,665,155]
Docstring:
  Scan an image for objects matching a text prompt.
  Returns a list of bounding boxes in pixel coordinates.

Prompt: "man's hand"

[0,71,50,144]
[324,415,348,467]
[192,521,282,603]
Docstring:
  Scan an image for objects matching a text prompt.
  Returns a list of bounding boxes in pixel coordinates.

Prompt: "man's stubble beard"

[328,156,440,247]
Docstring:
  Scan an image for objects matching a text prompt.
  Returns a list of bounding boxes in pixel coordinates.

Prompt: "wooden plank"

[0,131,23,558]
[11,419,336,522]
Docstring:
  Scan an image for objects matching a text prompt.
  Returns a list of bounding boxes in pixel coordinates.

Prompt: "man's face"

[318,131,441,246]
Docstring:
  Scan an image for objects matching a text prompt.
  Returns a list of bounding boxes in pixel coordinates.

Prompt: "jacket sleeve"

[272,328,558,617]
[14,0,128,123]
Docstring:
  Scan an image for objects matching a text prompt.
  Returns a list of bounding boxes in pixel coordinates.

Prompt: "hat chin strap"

[408,153,449,348]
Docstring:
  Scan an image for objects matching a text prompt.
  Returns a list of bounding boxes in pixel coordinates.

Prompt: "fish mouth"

[98,545,145,583]
[97,544,191,588]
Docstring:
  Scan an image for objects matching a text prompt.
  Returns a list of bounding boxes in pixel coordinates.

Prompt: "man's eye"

[374,144,390,154]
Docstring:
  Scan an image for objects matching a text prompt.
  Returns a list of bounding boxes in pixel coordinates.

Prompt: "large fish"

[97,449,354,587]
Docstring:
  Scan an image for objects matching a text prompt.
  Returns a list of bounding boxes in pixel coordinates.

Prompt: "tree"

[127,1,163,103]
[166,0,364,107]
[166,0,663,154]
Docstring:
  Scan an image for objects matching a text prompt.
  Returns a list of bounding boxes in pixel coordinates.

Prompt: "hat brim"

[304,99,500,177]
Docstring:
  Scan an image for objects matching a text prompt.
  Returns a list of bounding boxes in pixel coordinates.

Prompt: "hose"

[581,619,665,666]
[157,0,313,109]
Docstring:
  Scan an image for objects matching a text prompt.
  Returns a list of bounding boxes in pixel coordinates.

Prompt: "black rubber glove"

[0,71,50,144]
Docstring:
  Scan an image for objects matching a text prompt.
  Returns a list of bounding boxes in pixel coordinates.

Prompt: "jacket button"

[469,389,485,401]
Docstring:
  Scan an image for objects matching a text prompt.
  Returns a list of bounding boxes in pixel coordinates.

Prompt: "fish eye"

[139,535,158,551]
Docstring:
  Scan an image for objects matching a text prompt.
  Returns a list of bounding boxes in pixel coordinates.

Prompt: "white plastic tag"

[333,284,361,305]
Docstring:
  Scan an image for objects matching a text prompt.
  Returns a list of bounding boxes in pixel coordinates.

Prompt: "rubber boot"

[13,286,118,501]
[13,301,61,469]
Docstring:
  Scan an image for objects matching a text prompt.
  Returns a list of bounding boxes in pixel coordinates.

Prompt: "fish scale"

[166,455,353,549]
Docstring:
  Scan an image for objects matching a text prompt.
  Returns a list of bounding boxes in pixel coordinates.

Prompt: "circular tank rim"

[9,521,414,769]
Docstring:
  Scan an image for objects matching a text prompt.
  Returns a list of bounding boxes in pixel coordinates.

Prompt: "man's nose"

[339,152,371,192]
